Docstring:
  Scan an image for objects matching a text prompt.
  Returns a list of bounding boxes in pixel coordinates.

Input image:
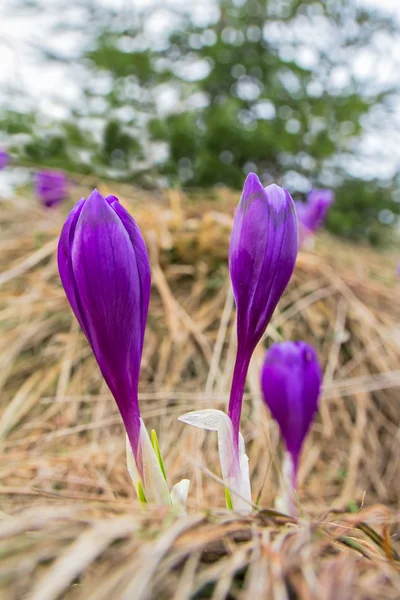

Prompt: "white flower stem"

[275,451,298,517]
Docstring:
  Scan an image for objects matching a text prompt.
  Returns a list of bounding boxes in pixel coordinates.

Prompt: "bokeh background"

[1,0,400,243]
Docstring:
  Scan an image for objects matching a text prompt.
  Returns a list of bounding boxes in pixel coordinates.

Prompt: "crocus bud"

[0,149,10,170]
[58,189,189,507]
[178,174,297,512]
[58,189,150,458]
[261,341,322,515]
[35,170,68,207]
[228,173,298,443]
[295,189,334,245]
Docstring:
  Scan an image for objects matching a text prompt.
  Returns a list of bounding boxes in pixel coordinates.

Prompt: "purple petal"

[111,201,151,348]
[261,341,322,471]
[57,198,88,337]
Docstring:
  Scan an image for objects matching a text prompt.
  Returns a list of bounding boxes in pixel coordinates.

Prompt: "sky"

[1,0,400,184]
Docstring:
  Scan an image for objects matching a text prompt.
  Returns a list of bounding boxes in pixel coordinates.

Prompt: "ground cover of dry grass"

[0,184,399,599]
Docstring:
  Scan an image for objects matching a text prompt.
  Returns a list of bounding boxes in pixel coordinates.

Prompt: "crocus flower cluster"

[58,173,322,516]
[261,341,322,515]
[180,173,299,512]
[58,189,189,509]
[0,149,10,170]
[36,170,69,207]
[295,189,334,246]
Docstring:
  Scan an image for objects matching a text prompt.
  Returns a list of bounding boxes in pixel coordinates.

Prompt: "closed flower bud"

[58,189,150,461]
[58,190,189,507]
[35,170,68,207]
[228,173,298,442]
[0,149,10,170]
[178,174,297,512]
[261,341,322,515]
[295,189,334,245]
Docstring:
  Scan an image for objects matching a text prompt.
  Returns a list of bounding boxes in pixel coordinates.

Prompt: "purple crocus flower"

[0,149,10,170]
[58,190,189,507]
[179,173,298,512]
[295,189,334,244]
[261,341,321,513]
[228,173,298,445]
[57,189,150,465]
[35,170,68,207]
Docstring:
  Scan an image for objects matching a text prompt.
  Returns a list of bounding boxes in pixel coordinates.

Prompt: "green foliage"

[1,0,399,241]
[328,179,397,245]
[101,120,143,166]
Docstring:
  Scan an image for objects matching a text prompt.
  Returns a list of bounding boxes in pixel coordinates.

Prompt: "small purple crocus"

[0,149,10,170]
[295,189,334,245]
[261,341,322,514]
[228,173,298,445]
[35,170,68,207]
[58,190,189,507]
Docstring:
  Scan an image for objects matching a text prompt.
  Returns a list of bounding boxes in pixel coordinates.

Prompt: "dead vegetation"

[0,184,399,599]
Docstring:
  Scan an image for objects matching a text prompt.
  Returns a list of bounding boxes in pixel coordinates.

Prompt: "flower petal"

[57,198,88,338]
[111,201,151,348]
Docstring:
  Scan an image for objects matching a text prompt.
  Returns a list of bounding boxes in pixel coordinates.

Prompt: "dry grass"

[0,184,399,599]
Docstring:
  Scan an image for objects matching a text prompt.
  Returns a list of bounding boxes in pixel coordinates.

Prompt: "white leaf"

[178,408,228,431]
[179,409,252,513]
[170,479,190,514]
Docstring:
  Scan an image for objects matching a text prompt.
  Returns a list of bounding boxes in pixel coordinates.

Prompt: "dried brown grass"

[0,184,399,599]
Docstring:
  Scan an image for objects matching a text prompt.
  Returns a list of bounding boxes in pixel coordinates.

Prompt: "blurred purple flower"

[0,149,10,170]
[261,341,322,488]
[57,189,151,466]
[228,173,298,444]
[35,170,69,207]
[295,189,334,244]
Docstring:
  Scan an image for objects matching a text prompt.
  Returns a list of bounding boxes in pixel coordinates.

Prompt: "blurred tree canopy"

[1,0,399,242]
